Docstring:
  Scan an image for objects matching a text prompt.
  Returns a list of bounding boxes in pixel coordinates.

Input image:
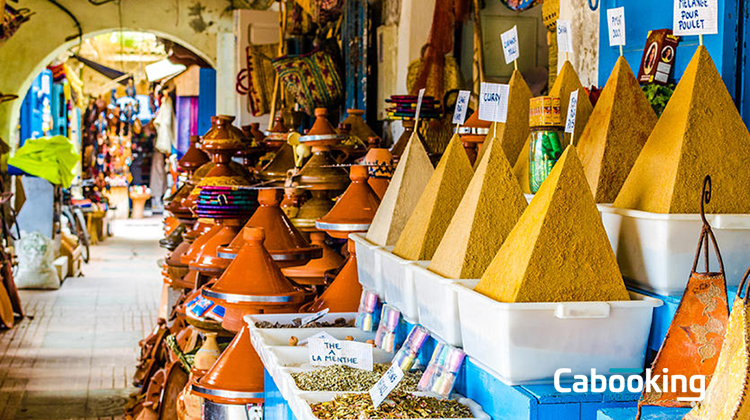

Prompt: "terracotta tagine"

[183,115,254,210]
[202,227,310,332]
[188,219,243,277]
[217,188,321,268]
[391,119,428,160]
[298,108,350,191]
[458,111,490,165]
[281,187,305,219]
[342,109,377,141]
[180,223,223,266]
[259,144,295,183]
[281,231,344,286]
[361,138,394,199]
[159,223,186,251]
[263,115,290,150]
[168,162,216,222]
[292,190,334,232]
[302,166,381,313]
[190,325,264,406]
[179,135,210,174]
[239,123,267,169]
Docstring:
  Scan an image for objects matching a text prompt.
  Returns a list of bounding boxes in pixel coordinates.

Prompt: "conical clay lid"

[316,165,381,239]
[475,146,630,303]
[366,133,434,246]
[577,56,657,203]
[428,136,527,279]
[614,46,750,213]
[392,134,473,260]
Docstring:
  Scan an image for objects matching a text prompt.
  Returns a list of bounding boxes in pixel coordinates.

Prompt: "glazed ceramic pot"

[298,108,349,190]
[315,165,381,239]
[282,231,345,286]
[300,239,361,313]
[361,145,394,199]
[342,109,377,141]
[292,190,334,231]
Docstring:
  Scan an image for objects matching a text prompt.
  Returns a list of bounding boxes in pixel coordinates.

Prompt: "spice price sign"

[501,26,520,64]
[309,334,374,371]
[478,82,510,123]
[564,90,579,135]
[452,90,471,125]
[369,364,404,408]
[607,7,626,47]
[557,20,574,54]
[673,0,717,36]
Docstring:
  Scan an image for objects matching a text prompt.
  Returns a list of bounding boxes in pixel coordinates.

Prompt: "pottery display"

[298,108,350,191]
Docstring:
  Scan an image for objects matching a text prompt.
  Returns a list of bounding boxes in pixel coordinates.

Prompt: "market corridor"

[0,219,163,419]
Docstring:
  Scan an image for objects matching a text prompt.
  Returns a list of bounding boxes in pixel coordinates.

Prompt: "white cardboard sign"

[501,26,520,64]
[557,20,574,54]
[309,336,374,371]
[452,90,471,125]
[369,364,404,408]
[673,0,718,36]
[607,7,626,46]
[565,90,579,135]
[478,82,510,123]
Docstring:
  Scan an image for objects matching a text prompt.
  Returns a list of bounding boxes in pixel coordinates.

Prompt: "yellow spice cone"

[485,70,533,167]
[392,133,473,260]
[512,135,532,194]
[366,133,434,246]
[551,60,594,146]
[614,46,750,213]
[475,146,629,303]
[428,134,528,279]
[577,56,657,203]
[684,298,750,419]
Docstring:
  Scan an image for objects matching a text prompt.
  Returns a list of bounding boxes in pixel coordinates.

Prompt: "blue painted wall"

[198,67,217,137]
[597,0,740,101]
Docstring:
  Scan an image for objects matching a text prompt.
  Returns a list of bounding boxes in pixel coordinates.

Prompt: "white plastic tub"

[454,284,662,385]
[377,247,423,322]
[411,262,478,346]
[598,205,750,295]
[350,233,384,294]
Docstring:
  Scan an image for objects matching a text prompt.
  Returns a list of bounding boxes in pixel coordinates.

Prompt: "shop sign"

[478,82,510,123]
[564,90,579,135]
[452,90,471,125]
[501,26,520,64]
[673,0,717,36]
[369,364,404,408]
[607,7,626,46]
[309,333,374,371]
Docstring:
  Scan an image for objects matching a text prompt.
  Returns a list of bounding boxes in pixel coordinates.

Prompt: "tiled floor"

[0,218,164,419]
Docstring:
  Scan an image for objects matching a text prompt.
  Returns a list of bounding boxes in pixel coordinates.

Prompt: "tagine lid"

[221,189,322,262]
[190,325,264,404]
[204,227,307,304]
[281,231,344,280]
[179,136,210,173]
[189,220,242,274]
[458,111,491,143]
[202,115,246,152]
[264,116,290,144]
[316,165,381,236]
[300,108,345,145]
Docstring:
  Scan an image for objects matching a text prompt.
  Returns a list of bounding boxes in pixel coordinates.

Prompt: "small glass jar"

[528,126,564,193]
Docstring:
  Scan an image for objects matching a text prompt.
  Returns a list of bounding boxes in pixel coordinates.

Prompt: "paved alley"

[0,218,164,419]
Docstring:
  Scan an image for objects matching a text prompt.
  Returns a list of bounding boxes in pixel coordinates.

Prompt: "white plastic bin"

[411,262,478,346]
[377,247,423,322]
[598,205,750,295]
[454,284,662,385]
[350,233,384,294]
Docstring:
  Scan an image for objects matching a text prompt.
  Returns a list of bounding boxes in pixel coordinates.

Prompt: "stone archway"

[0,0,235,142]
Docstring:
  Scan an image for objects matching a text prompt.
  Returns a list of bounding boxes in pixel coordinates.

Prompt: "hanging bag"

[637,176,729,416]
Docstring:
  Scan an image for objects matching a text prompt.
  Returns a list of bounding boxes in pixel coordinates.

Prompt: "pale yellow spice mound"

[551,61,594,146]
[487,70,533,167]
[392,133,473,260]
[512,135,532,194]
[366,133,434,246]
[577,56,657,203]
[475,146,630,303]
[614,46,750,214]
[428,135,527,279]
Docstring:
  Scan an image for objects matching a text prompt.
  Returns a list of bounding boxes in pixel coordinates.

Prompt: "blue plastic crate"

[463,358,639,420]
[597,406,691,420]
[264,369,297,420]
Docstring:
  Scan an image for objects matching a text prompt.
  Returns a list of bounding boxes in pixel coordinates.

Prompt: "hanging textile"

[236,44,279,117]
[8,136,79,188]
[153,96,175,154]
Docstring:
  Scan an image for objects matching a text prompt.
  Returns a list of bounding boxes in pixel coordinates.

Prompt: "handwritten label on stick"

[369,364,404,408]
[414,88,426,124]
[674,0,717,36]
[501,26,520,64]
[557,20,574,54]
[607,7,626,46]
[565,90,579,135]
[452,90,471,125]
[309,336,374,371]
[478,83,510,123]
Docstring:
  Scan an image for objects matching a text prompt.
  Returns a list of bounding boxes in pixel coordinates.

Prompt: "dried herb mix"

[254,317,353,329]
[292,364,421,392]
[310,392,473,419]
